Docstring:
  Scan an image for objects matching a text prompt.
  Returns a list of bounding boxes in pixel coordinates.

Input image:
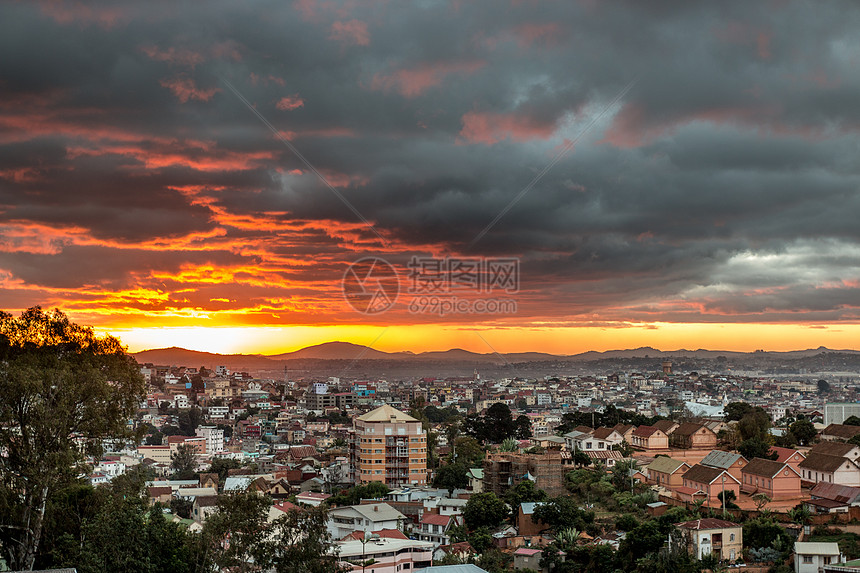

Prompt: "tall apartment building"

[350,405,427,487]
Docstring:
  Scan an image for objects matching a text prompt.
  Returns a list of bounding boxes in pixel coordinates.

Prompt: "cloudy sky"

[2,0,859,354]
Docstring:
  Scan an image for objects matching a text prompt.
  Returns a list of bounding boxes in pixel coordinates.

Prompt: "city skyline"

[3,1,860,355]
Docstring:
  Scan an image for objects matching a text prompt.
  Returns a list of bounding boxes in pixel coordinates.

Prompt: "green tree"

[531,496,595,532]
[612,440,633,457]
[573,450,592,467]
[485,403,516,443]
[76,499,195,573]
[738,407,772,441]
[738,436,777,461]
[724,402,754,422]
[515,415,533,439]
[451,436,485,466]
[202,491,272,572]
[504,480,548,510]
[789,419,817,446]
[170,443,198,480]
[743,517,791,551]
[329,482,390,506]
[0,307,145,571]
[845,416,860,426]
[818,380,831,394]
[717,489,740,510]
[177,407,203,436]
[463,492,509,530]
[207,457,243,487]
[433,463,469,494]
[264,505,348,573]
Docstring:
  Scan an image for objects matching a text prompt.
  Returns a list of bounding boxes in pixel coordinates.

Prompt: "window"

[730,534,735,541]
[803,556,813,564]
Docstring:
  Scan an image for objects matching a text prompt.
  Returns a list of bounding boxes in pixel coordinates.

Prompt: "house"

[798,454,860,487]
[809,442,860,463]
[794,542,844,573]
[670,423,718,450]
[770,447,806,472]
[740,458,802,500]
[514,547,547,572]
[805,482,860,514]
[631,426,669,451]
[653,420,680,437]
[645,457,690,488]
[191,495,219,523]
[466,468,484,492]
[518,502,550,536]
[198,473,219,490]
[336,535,433,572]
[147,486,172,506]
[681,465,741,505]
[820,424,860,443]
[415,564,490,573]
[433,542,474,564]
[584,449,624,468]
[675,518,742,561]
[591,427,625,449]
[296,492,331,506]
[326,503,406,540]
[417,513,462,547]
[700,451,748,482]
[612,424,636,444]
[438,498,467,516]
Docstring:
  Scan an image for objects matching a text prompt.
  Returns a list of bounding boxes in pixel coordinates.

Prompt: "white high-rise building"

[196,425,225,454]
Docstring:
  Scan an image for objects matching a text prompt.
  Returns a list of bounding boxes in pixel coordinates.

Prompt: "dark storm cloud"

[1,0,859,323]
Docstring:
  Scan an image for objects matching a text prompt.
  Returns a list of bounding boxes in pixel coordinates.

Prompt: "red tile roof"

[677,518,740,530]
[769,447,805,464]
[421,514,452,526]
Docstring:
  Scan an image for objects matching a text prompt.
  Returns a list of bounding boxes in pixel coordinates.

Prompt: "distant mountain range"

[131,341,860,371]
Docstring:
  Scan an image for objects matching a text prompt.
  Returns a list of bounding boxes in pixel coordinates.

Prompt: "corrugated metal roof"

[700,450,745,469]
[794,541,841,555]
[646,456,688,475]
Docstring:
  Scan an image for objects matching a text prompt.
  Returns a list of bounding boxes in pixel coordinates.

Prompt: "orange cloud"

[159,77,220,103]
[141,45,205,68]
[371,61,485,98]
[330,20,370,46]
[459,111,556,144]
[276,95,305,111]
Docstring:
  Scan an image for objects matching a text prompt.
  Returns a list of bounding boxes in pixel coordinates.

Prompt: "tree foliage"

[0,308,146,571]
[463,403,517,444]
[433,463,469,493]
[504,480,548,509]
[738,436,777,461]
[202,492,347,573]
[531,496,595,533]
[789,419,817,445]
[170,443,199,480]
[463,492,509,530]
[329,482,390,506]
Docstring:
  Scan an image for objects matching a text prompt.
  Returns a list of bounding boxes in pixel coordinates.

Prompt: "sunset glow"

[3,1,860,356]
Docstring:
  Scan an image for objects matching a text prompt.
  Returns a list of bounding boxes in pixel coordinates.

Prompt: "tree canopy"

[0,307,146,571]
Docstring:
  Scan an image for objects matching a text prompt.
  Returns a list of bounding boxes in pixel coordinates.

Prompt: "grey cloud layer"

[1,0,859,322]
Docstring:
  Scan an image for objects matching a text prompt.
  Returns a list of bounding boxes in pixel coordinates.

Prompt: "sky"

[2,0,860,355]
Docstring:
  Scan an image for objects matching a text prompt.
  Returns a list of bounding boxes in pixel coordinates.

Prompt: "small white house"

[794,541,844,573]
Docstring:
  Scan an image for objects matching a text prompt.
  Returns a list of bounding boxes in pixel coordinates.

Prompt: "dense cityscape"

[3,0,860,572]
